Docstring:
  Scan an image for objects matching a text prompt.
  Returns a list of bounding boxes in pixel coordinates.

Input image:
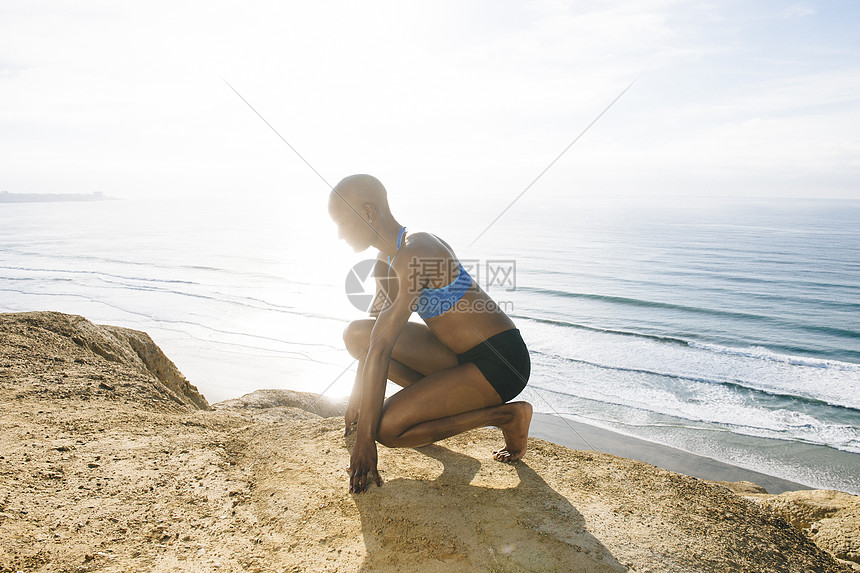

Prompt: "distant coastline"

[0,191,115,203]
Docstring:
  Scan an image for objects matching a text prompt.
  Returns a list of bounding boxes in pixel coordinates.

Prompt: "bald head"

[328,174,397,252]
[329,174,389,214]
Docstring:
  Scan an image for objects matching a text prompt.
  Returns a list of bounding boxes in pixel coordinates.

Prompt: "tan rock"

[0,311,209,410]
[755,490,860,572]
[214,388,347,419]
[0,311,854,572]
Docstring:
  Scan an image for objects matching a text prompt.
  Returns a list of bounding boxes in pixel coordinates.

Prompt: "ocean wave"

[514,310,860,365]
[530,348,860,412]
[686,342,860,371]
[1,264,202,286]
[0,262,332,293]
[0,269,342,324]
[510,314,691,345]
[0,286,346,331]
[525,382,860,455]
[518,286,783,322]
[518,287,860,335]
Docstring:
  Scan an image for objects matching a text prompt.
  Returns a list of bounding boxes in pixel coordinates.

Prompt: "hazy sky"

[2,1,859,206]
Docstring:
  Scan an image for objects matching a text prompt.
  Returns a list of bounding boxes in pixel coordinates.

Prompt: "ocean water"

[1,194,858,493]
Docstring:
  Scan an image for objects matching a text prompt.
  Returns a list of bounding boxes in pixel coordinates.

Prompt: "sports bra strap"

[388,226,407,266]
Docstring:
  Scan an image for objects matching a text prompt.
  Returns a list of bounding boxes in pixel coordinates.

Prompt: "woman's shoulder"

[401,229,453,259]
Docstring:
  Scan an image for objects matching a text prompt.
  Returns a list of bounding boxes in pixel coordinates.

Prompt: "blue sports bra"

[387,226,472,319]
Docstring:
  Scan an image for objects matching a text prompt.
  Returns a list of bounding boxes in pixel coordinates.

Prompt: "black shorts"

[457,329,530,403]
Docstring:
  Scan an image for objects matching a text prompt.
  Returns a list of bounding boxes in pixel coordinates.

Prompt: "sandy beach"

[1,312,857,572]
[529,413,809,495]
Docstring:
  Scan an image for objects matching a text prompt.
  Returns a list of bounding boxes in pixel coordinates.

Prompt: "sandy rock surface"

[1,312,856,572]
[719,484,860,572]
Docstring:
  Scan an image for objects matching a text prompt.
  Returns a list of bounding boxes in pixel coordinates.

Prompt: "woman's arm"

[368,256,392,318]
[345,255,394,434]
[348,255,418,493]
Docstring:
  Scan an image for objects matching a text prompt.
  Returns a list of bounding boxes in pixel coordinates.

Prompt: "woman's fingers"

[343,410,358,437]
[349,468,358,493]
[349,465,362,493]
[349,439,380,493]
[351,467,367,493]
[348,465,382,493]
[344,420,356,437]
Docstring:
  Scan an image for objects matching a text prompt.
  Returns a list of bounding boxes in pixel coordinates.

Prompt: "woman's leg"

[342,319,461,435]
[343,319,532,461]
[343,319,459,386]
[375,362,533,462]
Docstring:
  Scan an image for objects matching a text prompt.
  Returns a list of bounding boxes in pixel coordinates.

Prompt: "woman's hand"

[344,397,359,437]
[349,437,382,493]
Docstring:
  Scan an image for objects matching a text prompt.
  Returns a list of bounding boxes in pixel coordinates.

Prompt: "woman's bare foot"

[493,401,532,462]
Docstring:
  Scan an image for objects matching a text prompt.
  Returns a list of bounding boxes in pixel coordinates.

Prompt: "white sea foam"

[687,341,860,372]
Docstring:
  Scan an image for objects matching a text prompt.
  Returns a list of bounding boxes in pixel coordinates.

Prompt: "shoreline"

[528,412,810,494]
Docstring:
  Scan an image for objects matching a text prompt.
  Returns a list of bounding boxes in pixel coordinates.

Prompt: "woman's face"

[329,197,373,252]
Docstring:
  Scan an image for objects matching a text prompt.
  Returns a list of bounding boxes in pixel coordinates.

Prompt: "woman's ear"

[363,204,375,223]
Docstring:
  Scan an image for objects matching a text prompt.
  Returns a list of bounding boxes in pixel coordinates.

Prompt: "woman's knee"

[375,416,403,448]
[343,319,374,358]
[375,403,411,448]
